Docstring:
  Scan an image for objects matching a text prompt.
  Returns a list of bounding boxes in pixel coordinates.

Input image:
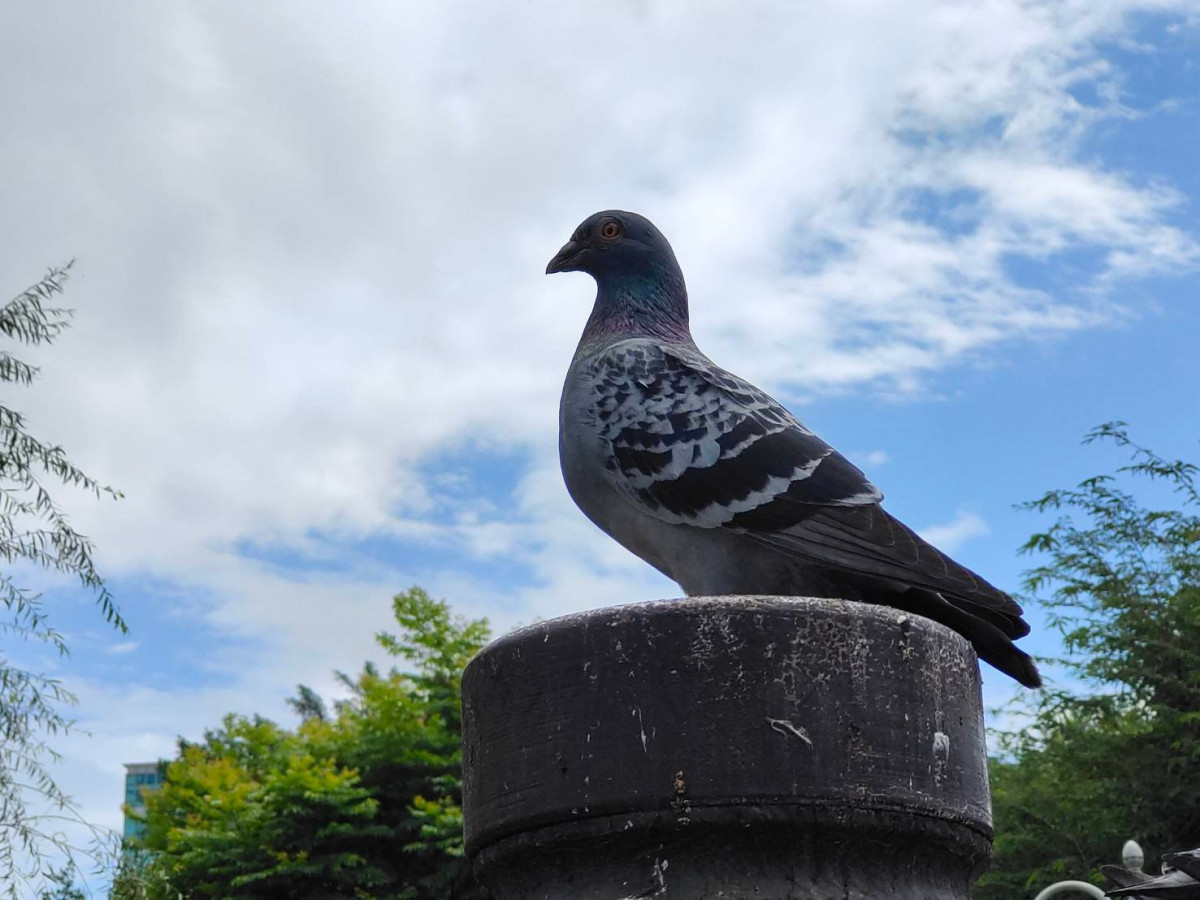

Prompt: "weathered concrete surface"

[461,596,992,899]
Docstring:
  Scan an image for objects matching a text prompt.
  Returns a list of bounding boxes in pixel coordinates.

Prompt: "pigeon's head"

[546,210,682,285]
[547,210,690,342]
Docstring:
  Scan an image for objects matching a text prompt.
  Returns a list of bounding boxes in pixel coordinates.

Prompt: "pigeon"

[1104,847,1200,898]
[548,210,1040,688]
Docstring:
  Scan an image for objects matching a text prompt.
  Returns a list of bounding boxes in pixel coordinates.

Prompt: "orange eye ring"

[600,220,622,240]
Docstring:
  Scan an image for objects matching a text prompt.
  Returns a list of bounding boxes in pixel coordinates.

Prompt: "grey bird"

[548,210,1041,688]
[1104,847,1200,898]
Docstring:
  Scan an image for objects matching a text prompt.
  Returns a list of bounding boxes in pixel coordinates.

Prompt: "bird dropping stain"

[616,857,668,899]
[766,717,813,746]
[932,731,951,786]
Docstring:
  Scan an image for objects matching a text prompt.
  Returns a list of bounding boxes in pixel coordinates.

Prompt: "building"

[122,762,164,840]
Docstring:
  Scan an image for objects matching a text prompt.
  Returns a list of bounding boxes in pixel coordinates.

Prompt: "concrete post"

[461,596,993,899]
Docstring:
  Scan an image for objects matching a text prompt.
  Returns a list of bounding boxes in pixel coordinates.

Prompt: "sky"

[2,0,1200,888]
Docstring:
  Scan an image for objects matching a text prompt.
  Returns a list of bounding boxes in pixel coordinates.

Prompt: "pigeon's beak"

[546,240,582,275]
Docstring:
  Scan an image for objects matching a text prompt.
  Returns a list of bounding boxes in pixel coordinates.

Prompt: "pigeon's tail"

[981,637,1042,690]
[899,587,1042,688]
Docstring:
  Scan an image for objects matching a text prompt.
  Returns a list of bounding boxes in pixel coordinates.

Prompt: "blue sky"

[2,1,1200,891]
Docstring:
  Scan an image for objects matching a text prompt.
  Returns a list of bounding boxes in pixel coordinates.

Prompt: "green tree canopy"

[978,424,1200,898]
[128,587,491,899]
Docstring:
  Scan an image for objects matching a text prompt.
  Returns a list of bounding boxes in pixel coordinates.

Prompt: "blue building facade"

[123,761,164,840]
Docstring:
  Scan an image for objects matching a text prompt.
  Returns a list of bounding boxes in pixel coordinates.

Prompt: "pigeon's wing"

[1163,851,1200,882]
[745,500,1030,637]
[589,341,882,529]
[591,342,1026,634]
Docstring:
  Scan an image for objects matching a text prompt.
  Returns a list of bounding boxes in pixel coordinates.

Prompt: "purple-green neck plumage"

[577,265,692,355]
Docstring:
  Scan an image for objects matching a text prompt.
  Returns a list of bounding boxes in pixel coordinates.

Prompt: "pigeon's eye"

[599,221,623,240]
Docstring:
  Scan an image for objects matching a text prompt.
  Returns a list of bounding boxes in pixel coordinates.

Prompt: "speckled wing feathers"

[585,341,882,529]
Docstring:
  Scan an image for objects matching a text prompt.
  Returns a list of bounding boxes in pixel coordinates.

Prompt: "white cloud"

[918,510,992,553]
[3,0,1190,578]
[858,450,891,469]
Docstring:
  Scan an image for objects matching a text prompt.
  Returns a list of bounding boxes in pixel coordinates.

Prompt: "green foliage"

[286,684,328,723]
[977,424,1200,898]
[138,718,390,898]
[0,266,123,896]
[1,263,125,632]
[36,866,87,900]
[107,852,178,900]
[126,587,491,899]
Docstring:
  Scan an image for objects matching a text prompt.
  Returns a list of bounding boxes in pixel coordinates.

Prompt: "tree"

[977,423,1200,898]
[334,586,491,898]
[138,716,391,898]
[128,587,491,899]
[36,866,86,900]
[286,684,328,723]
[1,265,124,896]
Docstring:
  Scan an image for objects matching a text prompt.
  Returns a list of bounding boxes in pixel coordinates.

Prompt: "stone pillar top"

[462,596,993,899]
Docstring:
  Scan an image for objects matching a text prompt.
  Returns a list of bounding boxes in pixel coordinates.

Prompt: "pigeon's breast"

[558,347,681,575]
[558,354,625,527]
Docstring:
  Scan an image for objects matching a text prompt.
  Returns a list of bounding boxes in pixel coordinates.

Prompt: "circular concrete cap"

[462,596,993,899]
